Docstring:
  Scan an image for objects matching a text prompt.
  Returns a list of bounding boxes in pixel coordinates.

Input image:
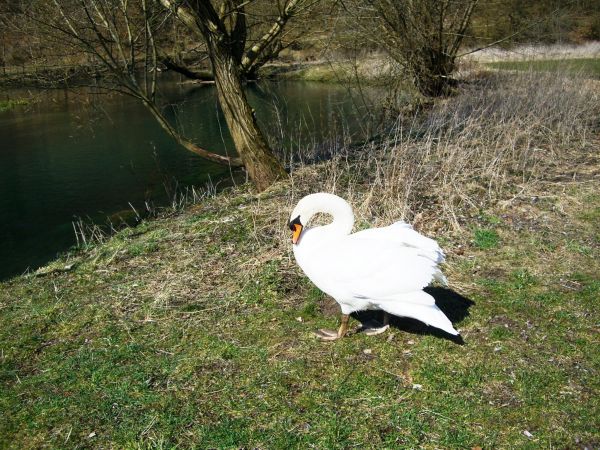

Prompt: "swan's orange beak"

[292,223,303,245]
[289,215,303,245]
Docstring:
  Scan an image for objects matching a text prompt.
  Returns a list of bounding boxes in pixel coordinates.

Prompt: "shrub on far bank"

[0,98,28,112]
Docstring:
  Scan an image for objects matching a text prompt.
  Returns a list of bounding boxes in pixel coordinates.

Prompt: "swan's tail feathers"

[433,267,448,286]
[378,291,459,336]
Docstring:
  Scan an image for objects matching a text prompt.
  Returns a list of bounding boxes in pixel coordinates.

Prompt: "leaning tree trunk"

[206,37,286,191]
[155,0,287,191]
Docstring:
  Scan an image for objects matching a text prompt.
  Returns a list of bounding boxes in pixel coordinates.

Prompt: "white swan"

[289,193,458,340]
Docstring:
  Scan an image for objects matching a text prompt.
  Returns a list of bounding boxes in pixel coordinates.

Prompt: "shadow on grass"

[352,287,474,345]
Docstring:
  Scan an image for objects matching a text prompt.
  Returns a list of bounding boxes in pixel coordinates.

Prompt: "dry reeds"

[466,41,600,63]
[286,70,599,232]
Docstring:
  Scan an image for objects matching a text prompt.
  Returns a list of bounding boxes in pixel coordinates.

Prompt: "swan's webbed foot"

[364,324,390,336]
[313,314,350,341]
[313,329,340,340]
[361,312,390,336]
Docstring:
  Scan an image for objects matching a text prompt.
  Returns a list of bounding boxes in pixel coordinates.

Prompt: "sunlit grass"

[1,182,597,448]
[473,227,500,249]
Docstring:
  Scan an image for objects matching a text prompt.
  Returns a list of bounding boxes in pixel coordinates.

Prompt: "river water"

[0,78,378,279]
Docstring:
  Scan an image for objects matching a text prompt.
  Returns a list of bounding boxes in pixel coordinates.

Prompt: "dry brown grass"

[466,41,600,63]
[279,70,599,237]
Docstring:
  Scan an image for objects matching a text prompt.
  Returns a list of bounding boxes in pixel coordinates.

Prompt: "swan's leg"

[338,314,350,337]
[314,314,350,341]
[364,312,390,336]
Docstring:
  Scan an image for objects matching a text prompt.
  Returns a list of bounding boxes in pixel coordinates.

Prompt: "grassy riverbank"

[467,42,600,78]
[486,58,600,78]
[262,55,394,85]
[1,70,599,448]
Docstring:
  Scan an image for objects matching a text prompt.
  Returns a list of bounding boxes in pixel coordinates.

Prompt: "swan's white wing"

[353,221,445,263]
[377,291,458,335]
[302,236,439,300]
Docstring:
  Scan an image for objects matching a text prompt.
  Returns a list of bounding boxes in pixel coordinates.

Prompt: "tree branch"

[240,0,302,75]
[160,54,214,81]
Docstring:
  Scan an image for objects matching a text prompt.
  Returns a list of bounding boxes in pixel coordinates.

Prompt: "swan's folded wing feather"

[353,221,445,263]
[309,237,439,299]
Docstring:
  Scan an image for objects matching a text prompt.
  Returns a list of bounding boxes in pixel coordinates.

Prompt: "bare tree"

[156,0,319,189]
[32,0,243,167]
[157,1,313,81]
[347,0,478,96]
[32,0,318,190]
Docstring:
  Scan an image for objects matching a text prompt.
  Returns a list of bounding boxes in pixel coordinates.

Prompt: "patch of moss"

[0,99,29,112]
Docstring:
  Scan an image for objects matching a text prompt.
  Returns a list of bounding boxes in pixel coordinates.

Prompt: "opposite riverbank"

[1,69,599,448]
[3,42,599,91]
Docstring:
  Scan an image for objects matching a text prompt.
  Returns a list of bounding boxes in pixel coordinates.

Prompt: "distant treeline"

[0,0,598,72]
[468,0,600,46]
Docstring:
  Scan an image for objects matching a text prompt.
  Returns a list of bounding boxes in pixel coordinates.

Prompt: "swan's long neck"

[301,193,354,236]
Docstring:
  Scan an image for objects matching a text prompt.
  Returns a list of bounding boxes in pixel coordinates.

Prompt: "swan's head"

[288,193,354,245]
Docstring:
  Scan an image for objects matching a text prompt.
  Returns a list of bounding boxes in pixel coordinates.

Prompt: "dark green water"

[0,79,377,279]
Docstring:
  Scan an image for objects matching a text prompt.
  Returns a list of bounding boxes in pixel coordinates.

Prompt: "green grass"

[486,58,600,78]
[473,227,500,249]
[0,177,598,448]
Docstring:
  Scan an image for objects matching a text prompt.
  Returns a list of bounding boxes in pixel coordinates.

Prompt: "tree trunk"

[411,49,457,97]
[155,0,287,191]
[207,38,286,191]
